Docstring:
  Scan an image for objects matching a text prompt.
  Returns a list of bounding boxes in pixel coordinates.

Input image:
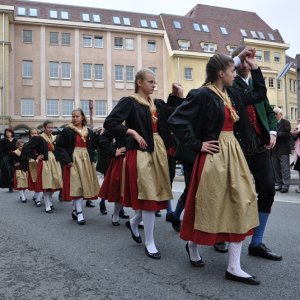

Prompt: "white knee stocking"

[44,192,51,211]
[130,210,142,237]
[142,210,157,253]
[188,241,202,261]
[74,199,84,222]
[112,202,122,222]
[19,190,25,201]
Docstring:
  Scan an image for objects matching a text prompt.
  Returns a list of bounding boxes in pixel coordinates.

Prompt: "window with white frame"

[264,51,270,62]
[173,21,182,29]
[125,38,134,50]
[47,99,59,116]
[94,64,104,80]
[202,24,210,32]
[240,29,247,37]
[277,80,281,90]
[150,20,158,28]
[29,8,37,17]
[49,32,59,45]
[83,35,92,47]
[184,68,193,80]
[114,37,123,49]
[49,10,58,19]
[61,62,71,79]
[21,99,34,116]
[269,77,274,88]
[148,40,156,52]
[23,30,32,43]
[17,7,26,16]
[220,27,228,34]
[112,100,119,108]
[202,43,216,53]
[126,66,134,82]
[82,13,90,22]
[274,52,280,63]
[49,62,59,79]
[62,100,74,116]
[294,80,297,93]
[258,31,265,39]
[93,14,100,23]
[94,36,103,48]
[250,31,258,38]
[62,33,70,46]
[290,79,293,92]
[61,11,69,20]
[83,64,92,80]
[95,100,107,116]
[268,33,275,41]
[255,50,262,61]
[113,16,121,24]
[140,20,148,27]
[114,65,124,81]
[123,17,131,25]
[193,23,201,31]
[178,40,190,50]
[80,100,90,116]
[22,60,32,78]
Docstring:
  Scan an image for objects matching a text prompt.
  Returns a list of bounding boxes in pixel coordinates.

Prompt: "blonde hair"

[134,68,155,93]
[16,139,25,147]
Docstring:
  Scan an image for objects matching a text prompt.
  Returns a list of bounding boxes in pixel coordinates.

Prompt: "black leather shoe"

[112,215,120,226]
[99,202,107,215]
[185,243,205,267]
[9,188,13,193]
[172,218,181,232]
[77,211,86,225]
[119,209,130,219]
[125,221,142,244]
[45,209,53,213]
[86,200,95,207]
[138,224,144,230]
[72,210,77,220]
[214,242,228,253]
[166,212,173,223]
[248,243,282,261]
[145,247,161,259]
[275,186,282,191]
[225,271,260,285]
[280,188,289,193]
[155,210,161,217]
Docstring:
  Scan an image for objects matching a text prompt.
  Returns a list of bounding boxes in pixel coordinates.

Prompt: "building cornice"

[0,5,14,12]
[244,38,290,50]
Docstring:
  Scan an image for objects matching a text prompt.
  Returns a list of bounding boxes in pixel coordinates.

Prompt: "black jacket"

[22,136,49,161]
[10,151,29,172]
[272,118,291,155]
[168,68,267,153]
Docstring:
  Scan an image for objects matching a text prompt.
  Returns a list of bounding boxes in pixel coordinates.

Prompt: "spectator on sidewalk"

[291,115,300,193]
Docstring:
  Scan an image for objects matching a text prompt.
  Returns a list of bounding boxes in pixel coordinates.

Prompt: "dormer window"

[140,20,148,27]
[82,13,90,22]
[202,24,210,32]
[178,40,190,50]
[257,32,265,39]
[113,16,121,24]
[61,11,69,20]
[29,8,37,17]
[268,33,275,41]
[240,29,247,37]
[250,31,258,38]
[193,23,201,31]
[150,20,158,28]
[123,17,131,26]
[49,10,58,19]
[17,7,26,16]
[93,14,100,23]
[173,21,182,29]
[220,27,228,34]
[201,42,217,53]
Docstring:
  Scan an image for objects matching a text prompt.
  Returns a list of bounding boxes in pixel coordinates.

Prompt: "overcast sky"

[27,0,299,58]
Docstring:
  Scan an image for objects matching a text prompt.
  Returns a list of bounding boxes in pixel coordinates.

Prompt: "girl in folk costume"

[23,121,62,213]
[104,69,183,259]
[169,51,266,285]
[10,139,28,203]
[55,108,99,225]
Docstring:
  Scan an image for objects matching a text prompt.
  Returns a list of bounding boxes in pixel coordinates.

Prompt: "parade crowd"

[1,45,291,286]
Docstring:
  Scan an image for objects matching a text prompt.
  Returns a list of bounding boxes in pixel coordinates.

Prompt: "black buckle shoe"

[119,209,129,219]
[125,221,142,244]
[99,202,107,215]
[166,212,173,223]
[111,215,120,226]
[172,218,181,232]
[214,242,228,253]
[155,210,161,217]
[225,271,260,285]
[145,247,161,259]
[76,211,86,225]
[248,243,282,261]
[71,210,77,220]
[86,200,95,207]
[185,243,205,267]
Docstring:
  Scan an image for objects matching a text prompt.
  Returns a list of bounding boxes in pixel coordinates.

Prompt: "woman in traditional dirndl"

[55,108,99,225]
[169,51,266,285]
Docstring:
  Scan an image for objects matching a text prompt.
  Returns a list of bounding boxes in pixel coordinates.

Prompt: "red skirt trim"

[27,170,36,191]
[99,156,123,203]
[35,160,60,193]
[62,165,98,201]
[14,172,26,191]
[180,153,253,245]
[121,150,168,211]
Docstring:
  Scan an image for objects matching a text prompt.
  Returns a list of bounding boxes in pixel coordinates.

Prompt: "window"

[123,17,131,26]
[250,31,258,38]
[173,21,181,29]
[112,100,119,108]
[21,99,34,116]
[49,32,59,45]
[23,30,32,43]
[113,16,121,24]
[220,27,228,34]
[95,100,107,116]
[62,100,74,116]
[83,64,92,80]
[47,99,59,116]
[22,60,32,78]
[49,10,58,19]
[94,36,103,48]
[274,52,280,63]
[193,23,201,31]
[125,38,134,50]
[61,62,71,79]
[202,43,216,53]
[29,8,37,17]
[62,33,71,46]
[269,78,274,88]
[264,51,270,62]
[114,37,123,49]
[277,80,281,90]
[126,66,134,82]
[17,7,26,16]
[94,64,104,80]
[178,40,190,50]
[61,11,69,20]
[49,62,59,79]
[93,14,100,23]
[255,50,262,61]
[140,20,148,27]
[291,107,294,120]
[258,31,265,39]
[83,35,92,47]
[202,25,210,32]
[290,79,293,92]
[268,33,275,41]
[147,40,156,52]
[149,67,157,76]
[82,13,90,22]
[184,68,193,80]
[80,100,90,116]
[240,29,247,37]
[294,80,297,93]
[150,20,158,28]
[227,45,237,55]
[114,65,124,81]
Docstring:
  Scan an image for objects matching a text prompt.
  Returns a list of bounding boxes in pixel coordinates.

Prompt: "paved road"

[0,180,299,300]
